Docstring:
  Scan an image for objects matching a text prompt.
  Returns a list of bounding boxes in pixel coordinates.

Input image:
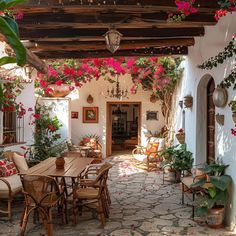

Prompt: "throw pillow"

[0,159,17,177]
[145,142,159,155]
[12,152,29,172]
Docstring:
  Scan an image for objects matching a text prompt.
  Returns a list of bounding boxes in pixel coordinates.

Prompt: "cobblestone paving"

[0,153,235,236]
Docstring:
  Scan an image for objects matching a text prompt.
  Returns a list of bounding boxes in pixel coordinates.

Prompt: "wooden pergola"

[16,0,218,59]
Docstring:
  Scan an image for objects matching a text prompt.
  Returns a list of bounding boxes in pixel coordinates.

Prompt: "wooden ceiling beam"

[29,38,195,52]
[33,46,188,59]
[19,27,204,39]
[21,0,218,10]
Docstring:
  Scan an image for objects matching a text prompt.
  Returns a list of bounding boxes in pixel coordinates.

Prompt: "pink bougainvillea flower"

[55,80,63,86]
[47,66,58,78]
[15,11,24,20]
[126,58,135,69]
[69,86,75,91]
[39,79,47,88]
[33,114,41,119]
[175,0,198,16]
[214,9,228,21]
[45,87,53,94]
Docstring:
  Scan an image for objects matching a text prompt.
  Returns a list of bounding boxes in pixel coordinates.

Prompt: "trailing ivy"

[198,37,236,70]
[220,68,236,90]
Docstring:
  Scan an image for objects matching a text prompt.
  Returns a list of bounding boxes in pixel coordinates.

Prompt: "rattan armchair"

[72,163,112,226]
[20,175,66,236]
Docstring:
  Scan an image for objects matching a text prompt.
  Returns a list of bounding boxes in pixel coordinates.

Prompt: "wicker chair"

[72,163,112,226]
[132,137,165,171]
[20,175,66,236]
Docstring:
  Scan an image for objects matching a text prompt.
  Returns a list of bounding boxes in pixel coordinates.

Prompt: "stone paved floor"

[0,153,235,236]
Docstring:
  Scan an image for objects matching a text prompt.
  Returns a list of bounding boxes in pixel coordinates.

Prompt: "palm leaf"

[0,0,25,10]
[0,56,17,65]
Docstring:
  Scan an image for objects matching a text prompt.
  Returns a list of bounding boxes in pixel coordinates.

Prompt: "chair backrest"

[95,163,112,188]
[148,137,165,151]
[21,175,60,205]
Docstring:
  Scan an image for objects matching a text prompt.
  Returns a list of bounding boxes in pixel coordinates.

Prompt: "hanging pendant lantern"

[104,28,122,54]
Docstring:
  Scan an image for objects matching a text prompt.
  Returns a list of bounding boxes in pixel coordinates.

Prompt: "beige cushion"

[133,154,147,163]
[0,175,22,198]
[75,187,99,199]
[12,153,29,173]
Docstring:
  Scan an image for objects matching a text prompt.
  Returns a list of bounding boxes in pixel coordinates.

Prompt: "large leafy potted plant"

[191,163,232,228]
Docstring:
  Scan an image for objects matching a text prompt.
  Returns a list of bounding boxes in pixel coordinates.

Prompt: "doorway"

[206,78,215,164]
[106,102,141,156]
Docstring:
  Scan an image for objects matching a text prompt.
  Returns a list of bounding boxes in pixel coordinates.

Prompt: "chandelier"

[107,76,128,100]
[104,28,122,53]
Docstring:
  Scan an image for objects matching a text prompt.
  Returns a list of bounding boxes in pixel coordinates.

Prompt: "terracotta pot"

[212,87,228,108]
[87,94,94,104]
[176,133,185,144]
[55,157,65,169]
[150,94,158,103]
[47,84,71,97]
[215,114,224,126]
[206,206,225,228]
[232,112,236,124]
[183,96,193,108]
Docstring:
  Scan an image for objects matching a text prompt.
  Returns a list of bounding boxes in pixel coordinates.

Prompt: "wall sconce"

[87,94,94,104]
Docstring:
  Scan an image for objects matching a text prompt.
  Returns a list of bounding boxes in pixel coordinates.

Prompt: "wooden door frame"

[106,101,142,157]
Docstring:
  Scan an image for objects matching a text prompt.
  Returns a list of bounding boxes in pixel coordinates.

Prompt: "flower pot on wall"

[87,94,94,104]
[215,114,224,126]
[232,112,236,124]
[212,87,228,108]
[48,84,71,97]
[183,96,193,108]
[175,133,185,144]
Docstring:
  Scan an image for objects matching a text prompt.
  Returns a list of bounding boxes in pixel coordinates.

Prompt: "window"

[0,111,24,146]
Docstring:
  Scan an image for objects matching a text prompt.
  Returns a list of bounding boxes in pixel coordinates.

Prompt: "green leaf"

[3,16,19,36]
[210,175,232,191]
[0,56,16,65]
[196,206,208,216]
[207,187,216,199]
[0,0,25,10]
[0,16,26,66]
[190,177,206,188]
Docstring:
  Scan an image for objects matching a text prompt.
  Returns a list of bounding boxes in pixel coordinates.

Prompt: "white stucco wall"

[68,74,165,157]
[171,13,236,228]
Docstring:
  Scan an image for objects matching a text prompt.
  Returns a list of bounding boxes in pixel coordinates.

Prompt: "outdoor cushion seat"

[75,187,99,199]
[12,152,29,173]
[0,174,22,198]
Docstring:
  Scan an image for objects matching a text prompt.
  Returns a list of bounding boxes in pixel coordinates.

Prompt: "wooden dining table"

[20,156,94,195]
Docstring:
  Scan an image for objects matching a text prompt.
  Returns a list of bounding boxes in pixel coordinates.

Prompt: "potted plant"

[175,128,185,144]
[191,163,232,228]
[161,144,193,182]
[229,100,236,124]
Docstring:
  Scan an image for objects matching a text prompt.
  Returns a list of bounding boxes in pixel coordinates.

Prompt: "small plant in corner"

[191,163,232,228]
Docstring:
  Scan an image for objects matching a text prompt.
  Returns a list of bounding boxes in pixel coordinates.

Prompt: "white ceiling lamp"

[104,28,122,54]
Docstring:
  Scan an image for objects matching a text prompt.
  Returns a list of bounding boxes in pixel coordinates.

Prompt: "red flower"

[39,79,48,88]
[48,66,58,78]
[33,114,41,119]
[178,128,184,133]
[55,80,63,86]
[28,107,33,112]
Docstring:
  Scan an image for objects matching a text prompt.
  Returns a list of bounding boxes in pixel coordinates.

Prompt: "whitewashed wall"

[68,74,165,157]
[171,13,236,228]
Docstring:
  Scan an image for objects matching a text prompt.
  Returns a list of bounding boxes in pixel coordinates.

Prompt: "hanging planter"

[212,86,228,108]
[87,94,94,104]
[150,93,158,103]
[232,113,236,124]
[175,129,185,144]
[183,95,193,108]
[215,114,224,126]
[47,84,71,97]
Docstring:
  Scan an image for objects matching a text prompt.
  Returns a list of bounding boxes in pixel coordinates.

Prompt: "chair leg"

[7,199,12,221]
[98,199,105,226]
[20,206,31,236]
[72,198,77,225]
[105,186,111,205]
[47,208,54,236]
